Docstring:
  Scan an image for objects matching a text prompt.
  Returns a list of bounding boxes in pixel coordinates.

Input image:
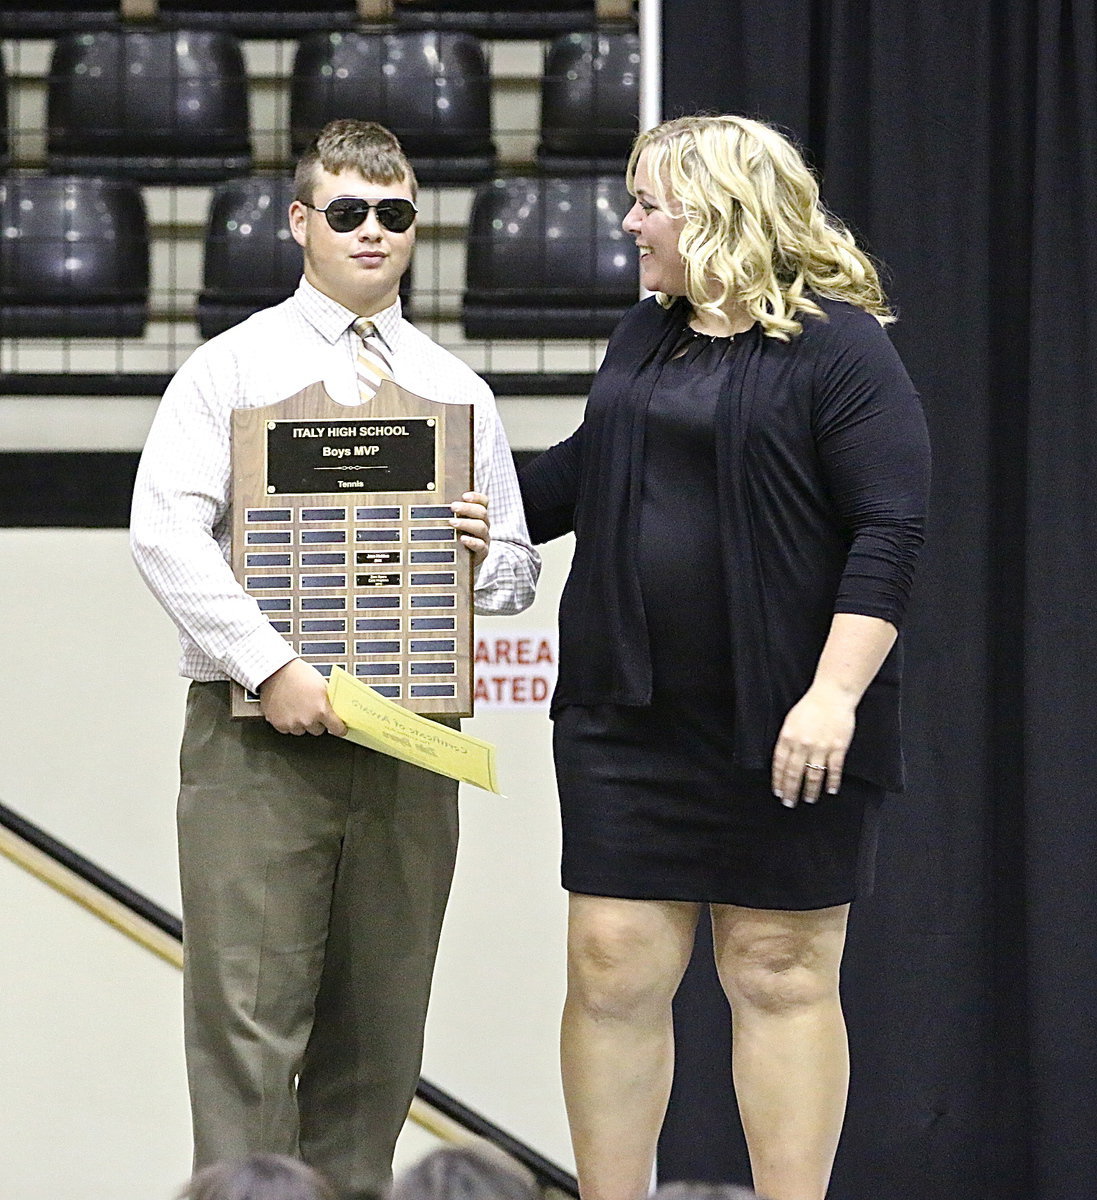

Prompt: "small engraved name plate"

[230,380,473,718]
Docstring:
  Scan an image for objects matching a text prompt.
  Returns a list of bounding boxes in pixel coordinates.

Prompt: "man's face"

[289,167,416,316]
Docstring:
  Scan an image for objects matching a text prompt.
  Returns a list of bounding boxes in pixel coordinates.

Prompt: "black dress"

[553,329,883,910]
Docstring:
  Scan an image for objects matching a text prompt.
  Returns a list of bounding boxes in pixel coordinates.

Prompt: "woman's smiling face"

[622,147,688,297]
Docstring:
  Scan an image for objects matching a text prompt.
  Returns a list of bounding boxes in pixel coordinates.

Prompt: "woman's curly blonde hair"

[627,114,893,339]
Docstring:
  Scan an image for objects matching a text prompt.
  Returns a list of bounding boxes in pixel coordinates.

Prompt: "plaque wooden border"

[230,380,474,718]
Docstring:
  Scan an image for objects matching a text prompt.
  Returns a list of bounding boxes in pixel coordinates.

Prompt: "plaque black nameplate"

[265,418,438,495]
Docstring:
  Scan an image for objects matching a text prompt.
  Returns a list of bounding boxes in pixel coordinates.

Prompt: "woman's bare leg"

[561,894,700,1200]
[711,903,851,1200]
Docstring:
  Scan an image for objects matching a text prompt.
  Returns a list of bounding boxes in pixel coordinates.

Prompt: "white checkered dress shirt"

[131,279,540,692]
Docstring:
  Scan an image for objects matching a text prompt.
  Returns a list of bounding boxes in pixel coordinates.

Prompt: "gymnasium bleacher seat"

[0,0,636,38]
[0,1,370,37]
[157,0,359,37]
[0,57,9,173]
[0,0,638,378]
[46,30,252,183]
[197,175,302,339]
[394,1,635,38]
[0,3,121,36]
[0,174,150,337]
[290,30,496,184]
[462,175,636,338]
[537,32,640,175]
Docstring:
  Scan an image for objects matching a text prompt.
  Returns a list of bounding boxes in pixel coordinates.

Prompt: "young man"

[131,120,539,1199]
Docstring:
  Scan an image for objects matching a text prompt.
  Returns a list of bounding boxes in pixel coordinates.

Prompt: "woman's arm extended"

[517,424,586,544]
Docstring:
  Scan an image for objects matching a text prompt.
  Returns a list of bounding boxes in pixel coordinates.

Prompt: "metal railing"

[0,797,578,1197]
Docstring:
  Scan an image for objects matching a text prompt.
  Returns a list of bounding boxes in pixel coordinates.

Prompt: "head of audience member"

[650,1182,764,1200]
[388,1145,541,1200]
[177,1153,336,1200]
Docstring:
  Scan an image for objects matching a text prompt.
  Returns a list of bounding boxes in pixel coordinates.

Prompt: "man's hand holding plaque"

[449,490,491,576]
[259,658,349,737]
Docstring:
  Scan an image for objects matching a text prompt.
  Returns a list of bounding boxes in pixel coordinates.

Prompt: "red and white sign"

[473,629,557,709]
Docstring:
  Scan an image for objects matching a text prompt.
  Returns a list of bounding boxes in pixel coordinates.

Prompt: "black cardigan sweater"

[518,295,931,792]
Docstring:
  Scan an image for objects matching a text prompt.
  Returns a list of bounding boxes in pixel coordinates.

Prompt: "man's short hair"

[294,119,418,204]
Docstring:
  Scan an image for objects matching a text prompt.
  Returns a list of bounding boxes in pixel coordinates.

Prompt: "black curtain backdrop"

[658,4,1097,1200]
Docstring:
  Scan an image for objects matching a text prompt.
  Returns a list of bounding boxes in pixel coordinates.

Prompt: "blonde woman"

[518,115,931,1200]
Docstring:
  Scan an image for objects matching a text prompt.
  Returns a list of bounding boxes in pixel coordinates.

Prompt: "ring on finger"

[805,762,826,771]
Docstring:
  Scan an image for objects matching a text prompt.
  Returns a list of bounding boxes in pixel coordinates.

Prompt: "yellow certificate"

[327,666,502,795]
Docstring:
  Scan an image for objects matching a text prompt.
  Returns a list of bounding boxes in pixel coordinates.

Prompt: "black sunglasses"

[302,196,418,233]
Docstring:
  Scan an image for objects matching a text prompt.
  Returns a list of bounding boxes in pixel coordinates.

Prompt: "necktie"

[352,317,395,402]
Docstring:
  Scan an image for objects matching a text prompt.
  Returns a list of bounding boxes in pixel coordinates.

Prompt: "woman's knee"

[726,945,839,1015]
[566,900,694,1021]
[713,907,848,1016]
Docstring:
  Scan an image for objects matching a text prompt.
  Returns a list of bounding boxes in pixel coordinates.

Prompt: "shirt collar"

[293,277,403,352]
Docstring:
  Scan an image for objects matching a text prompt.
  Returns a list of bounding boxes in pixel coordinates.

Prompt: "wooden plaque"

[230,380,474,718]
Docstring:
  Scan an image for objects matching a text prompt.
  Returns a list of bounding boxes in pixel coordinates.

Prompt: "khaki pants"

[177,682,459,1200]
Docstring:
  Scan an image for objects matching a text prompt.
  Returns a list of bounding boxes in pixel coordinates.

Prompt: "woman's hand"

[771,681,857,807]
[771,613,898,807]
[450,491,491,576]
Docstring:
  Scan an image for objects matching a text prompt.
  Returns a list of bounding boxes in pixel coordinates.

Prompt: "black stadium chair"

[197,175,413,339]
[462,175,636,338]
[394,0,635,38]
[157,0,360,36]
[0,2,120,36]
[537,32,640,175]
[46,30,251,184]
[0,0,635,38]
[0,174,150,338]
[197,176,303,339]
[290,31,496,185]
[0,58,9,173]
